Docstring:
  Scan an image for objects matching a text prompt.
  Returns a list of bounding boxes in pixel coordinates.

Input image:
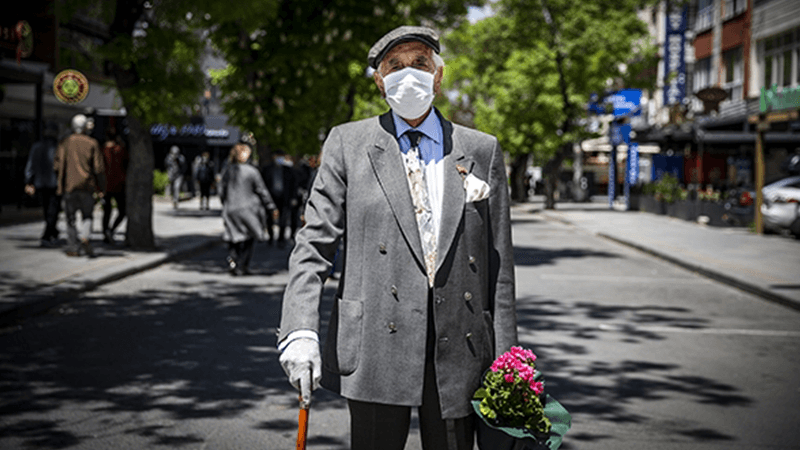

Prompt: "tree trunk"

[124,114,156,249]
[508,154,529,202]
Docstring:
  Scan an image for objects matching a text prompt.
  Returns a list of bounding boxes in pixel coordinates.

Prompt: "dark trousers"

[348,291,475,450]
[102,191,127,233]
[227,238,254,270]
[38,187,61,241]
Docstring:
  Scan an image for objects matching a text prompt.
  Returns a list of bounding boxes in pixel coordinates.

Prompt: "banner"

[627,143,640,185]
[663,4,687,106]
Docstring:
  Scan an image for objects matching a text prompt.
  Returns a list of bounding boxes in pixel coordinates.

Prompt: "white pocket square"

[464,173,490,203]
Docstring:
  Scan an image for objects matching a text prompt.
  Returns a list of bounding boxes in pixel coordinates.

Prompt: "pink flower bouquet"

[472,347,571,450]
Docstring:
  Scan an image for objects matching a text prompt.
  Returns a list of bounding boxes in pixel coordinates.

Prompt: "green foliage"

[153,170,169,195]
[441,0,657,166]
[474,371,551,435]
[652,173,683,203]
[206,0,481,155]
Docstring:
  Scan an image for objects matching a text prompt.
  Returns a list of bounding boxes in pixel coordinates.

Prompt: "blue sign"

[610,123,632,146]
[652,154,684,181]
[663,5,687,106]
[627,143,639,185]
[609,89,642,117]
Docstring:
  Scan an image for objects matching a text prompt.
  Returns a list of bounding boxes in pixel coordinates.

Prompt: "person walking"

[220,143,276,276]
[55,114,106,257]
[194,151,215,210]
[165,146,185,209]
[24,121,62,247]
[277,26,517,450]
[261,150,298,246]
[101,127,128,243]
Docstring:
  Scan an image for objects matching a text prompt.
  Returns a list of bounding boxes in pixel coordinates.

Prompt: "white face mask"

[381,67,435,120]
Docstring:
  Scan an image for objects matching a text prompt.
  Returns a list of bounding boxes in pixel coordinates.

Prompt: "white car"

[761,176,800,237]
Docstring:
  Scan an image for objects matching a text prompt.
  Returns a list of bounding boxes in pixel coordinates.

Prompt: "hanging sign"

[53,69,89,104]
[663,5,687,106]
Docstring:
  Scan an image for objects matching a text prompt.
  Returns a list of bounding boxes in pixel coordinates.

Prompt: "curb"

[596,233,800,312]
[0,237,222,326]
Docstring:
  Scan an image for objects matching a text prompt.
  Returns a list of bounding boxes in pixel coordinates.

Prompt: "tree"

[441,0,657,207]
[59,0,208,249]
[206,0,482,160]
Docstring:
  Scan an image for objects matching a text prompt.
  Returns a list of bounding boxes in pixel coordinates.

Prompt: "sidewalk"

[0,195,224,322]
[529,200,800,311]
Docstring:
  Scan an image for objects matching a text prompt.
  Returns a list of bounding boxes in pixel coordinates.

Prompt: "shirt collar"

[391,108,442,144]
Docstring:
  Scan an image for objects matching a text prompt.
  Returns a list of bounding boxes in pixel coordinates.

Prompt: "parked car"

[761,175,800,238]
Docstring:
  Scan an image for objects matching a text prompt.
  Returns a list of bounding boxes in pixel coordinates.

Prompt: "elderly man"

[278,26,517,449]
[55,114,105,257]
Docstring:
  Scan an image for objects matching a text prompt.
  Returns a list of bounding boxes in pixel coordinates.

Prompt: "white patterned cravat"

[402,131,437,287]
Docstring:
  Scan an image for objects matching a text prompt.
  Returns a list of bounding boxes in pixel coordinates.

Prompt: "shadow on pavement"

[0,243,349,449]
[514,246,620,267]
[514,297,749,448]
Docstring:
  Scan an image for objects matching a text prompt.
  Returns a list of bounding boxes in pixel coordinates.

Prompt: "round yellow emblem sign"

[53,70,89,104]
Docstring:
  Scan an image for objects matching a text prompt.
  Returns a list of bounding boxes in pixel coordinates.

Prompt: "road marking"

[598,323,800,337]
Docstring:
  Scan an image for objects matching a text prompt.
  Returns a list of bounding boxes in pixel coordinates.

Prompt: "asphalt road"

[1,207,799,449]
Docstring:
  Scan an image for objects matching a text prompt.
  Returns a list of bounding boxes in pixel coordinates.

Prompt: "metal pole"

[755,114,767,234]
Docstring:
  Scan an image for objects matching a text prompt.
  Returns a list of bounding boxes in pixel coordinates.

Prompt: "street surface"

[1,204,799,449]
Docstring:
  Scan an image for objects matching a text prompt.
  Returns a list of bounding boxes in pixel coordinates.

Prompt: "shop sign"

[626,143,639,185]
[759,84,800,113]
[150,123,231,141]
[663,5,687,106]
[0,20,33,63]
[53,69,89,104]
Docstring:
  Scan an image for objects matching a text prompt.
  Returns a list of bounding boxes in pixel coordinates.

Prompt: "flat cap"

[367,26,440,69]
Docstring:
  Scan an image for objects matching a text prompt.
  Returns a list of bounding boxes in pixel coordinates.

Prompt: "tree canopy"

[206,0,482,156]
[441,0,657,202]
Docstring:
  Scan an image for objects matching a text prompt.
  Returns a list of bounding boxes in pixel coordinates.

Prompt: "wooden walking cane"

[296,382,310,450]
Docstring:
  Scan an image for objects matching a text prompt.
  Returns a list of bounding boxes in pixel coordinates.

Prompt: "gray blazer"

[279,110,517,419]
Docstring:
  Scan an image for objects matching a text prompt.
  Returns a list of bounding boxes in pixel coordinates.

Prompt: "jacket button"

[468,255,476,264]
[438,336,449,344]
[379,243,387,254]
[435,296,444,305]
[464,291,473,301]
[388,322,397,333]
[466,332,473,340]
[391,285,398,296]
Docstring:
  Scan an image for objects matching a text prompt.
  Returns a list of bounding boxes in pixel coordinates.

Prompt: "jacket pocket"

[324,298,363,375]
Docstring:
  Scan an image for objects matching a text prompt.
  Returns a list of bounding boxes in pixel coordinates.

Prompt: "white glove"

[279,338,322,406]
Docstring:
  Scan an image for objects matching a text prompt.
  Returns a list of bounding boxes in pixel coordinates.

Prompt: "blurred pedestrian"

[260,150,298,246]
[220,143,276,276]
[195,151,216,210]
[24,121,61,247]
[101,127,128,243]
[55,114,106,257]
[277,26,517,450]
[165,145,185,209]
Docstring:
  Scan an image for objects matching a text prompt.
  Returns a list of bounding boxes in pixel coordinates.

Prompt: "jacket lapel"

[367,112,425,266]
[436,115,470,272]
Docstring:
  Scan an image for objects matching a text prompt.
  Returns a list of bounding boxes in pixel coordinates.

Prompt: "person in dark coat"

[101,127,128,243]
[24,121,61,247]
[220,143,276,275]
[194,151,215,210]
[260,150,298,246]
